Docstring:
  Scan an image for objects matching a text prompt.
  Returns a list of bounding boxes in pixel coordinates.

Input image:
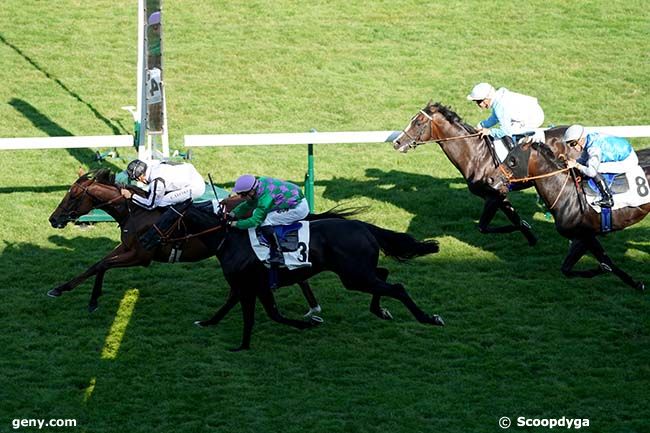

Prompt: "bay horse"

[185,203,445,351]
[392,101,568,246]
[47,169,322,315]
[501,140,650,290]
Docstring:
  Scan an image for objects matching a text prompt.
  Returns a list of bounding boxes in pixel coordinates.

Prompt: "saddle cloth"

[248,221,311,270]
[583,165,650,212]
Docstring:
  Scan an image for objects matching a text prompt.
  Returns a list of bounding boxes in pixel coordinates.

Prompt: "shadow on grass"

[1,33,127,136]
[319,167,650,281]
[9,98,123,172]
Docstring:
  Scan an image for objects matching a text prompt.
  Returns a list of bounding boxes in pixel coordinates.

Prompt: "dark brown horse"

[501,140,650,290]
[47,169,322,314]
[392,101,569,245]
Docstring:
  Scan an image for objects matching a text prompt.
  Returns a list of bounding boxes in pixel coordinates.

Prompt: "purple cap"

[148,12,161,26]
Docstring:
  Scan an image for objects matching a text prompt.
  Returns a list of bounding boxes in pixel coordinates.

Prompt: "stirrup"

[593,197,613,208]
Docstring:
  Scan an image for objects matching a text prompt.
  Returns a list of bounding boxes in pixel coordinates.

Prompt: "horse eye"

[507,157,517,168]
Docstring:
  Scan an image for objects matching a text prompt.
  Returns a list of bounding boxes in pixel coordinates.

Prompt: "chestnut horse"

[501,140,650,290]
[393,101,568,245]
[47,169,322,314]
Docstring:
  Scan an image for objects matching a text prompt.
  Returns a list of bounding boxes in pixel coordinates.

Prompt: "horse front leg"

[478,197,519,234]
[499,199,537,246]
[257,288,320,330]
[47,243,131,298]
[231,290,257,352]
[194,288,240,327]
[561,238,602,278]
[86,248,148,312]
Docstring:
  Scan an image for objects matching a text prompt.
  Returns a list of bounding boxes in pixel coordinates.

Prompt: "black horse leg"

[369,267,393,320]
[343,274,444,326]
[298,280,322,317]
[195,288,240,327]
[585,236,644,290]
[257,288,319,330]
[478,197,520,234]
[232,290,257,352]
[561,238,602,278]
[87,270,106,313]
[499,199,537,246]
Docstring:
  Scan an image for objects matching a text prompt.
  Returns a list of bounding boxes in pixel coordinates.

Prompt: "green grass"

[0,1,649,432]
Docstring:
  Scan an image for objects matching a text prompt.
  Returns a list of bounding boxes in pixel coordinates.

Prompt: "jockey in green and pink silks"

[228,175,309,271]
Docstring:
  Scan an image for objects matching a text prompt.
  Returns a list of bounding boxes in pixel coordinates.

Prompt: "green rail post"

[304,129,316,213]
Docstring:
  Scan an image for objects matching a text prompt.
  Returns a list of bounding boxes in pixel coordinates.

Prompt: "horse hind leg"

[369,267,393,320]
[561,238,604,278]
[298,280,323,321]
[586,237,645,291]
[342,274,444,326]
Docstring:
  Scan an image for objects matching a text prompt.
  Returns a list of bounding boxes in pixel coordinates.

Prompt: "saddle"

[255,222,302,252]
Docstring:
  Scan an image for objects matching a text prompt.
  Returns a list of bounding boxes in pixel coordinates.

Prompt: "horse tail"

[363,223,439,261]
[306,205,368,221]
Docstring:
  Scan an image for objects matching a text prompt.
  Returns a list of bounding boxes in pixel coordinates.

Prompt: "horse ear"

[427,99,433,107]
[77,167,85,178]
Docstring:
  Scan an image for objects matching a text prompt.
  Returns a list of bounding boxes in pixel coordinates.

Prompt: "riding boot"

[260,226,285,266]
[592,173,614,208]
[139,199,192,250]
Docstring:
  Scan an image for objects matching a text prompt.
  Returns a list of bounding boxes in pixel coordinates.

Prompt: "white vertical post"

[136,0,149,160]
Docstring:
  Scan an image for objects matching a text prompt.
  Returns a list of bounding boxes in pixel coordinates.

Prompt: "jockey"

[228,174,309,270]
[564,125,638,208]
[467,83,544,147]
[121,159,205,249]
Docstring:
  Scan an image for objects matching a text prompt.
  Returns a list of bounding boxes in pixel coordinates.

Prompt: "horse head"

[501,141,568,184]
[393,101,475,153]
[49,169,122,228]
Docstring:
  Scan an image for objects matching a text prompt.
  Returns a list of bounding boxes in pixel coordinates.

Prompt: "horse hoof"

[88,303,98,313]
[194,320,205,328]
[432,315,445,326]
[47,288,62,298]
[309,316,324,325]
[228,345,249,352]
[636,281,645,292]
[380,308,393,320]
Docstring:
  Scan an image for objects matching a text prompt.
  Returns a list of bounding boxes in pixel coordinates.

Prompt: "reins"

[165,223,226,243]
[402,110,482,148]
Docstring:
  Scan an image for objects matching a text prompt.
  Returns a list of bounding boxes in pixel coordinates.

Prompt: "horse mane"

[532,141,566,170]
[428,102,477,134]
[77,169,115,185]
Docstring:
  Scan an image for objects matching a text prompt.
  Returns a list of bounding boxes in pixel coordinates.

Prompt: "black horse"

[502,140,650,290]
[393,101,568,245]
[47,169,322,316]
[186,206,445,351]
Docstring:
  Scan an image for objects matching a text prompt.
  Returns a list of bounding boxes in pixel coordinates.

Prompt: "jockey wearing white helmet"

[467,82,544,144]
[564,125,638,208]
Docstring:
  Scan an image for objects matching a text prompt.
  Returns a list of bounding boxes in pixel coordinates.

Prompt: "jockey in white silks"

[121,159,205,249]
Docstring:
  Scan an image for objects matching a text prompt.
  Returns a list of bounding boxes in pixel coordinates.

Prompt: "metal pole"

[305,129,316,213]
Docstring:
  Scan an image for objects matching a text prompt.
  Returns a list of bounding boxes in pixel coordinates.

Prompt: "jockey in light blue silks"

[564,124,639,208]
[467,82,545,146]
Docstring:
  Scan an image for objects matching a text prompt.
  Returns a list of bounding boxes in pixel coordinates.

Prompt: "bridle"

[400,109,482,150]
[59,179,125,217]
[500,143,576,210]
